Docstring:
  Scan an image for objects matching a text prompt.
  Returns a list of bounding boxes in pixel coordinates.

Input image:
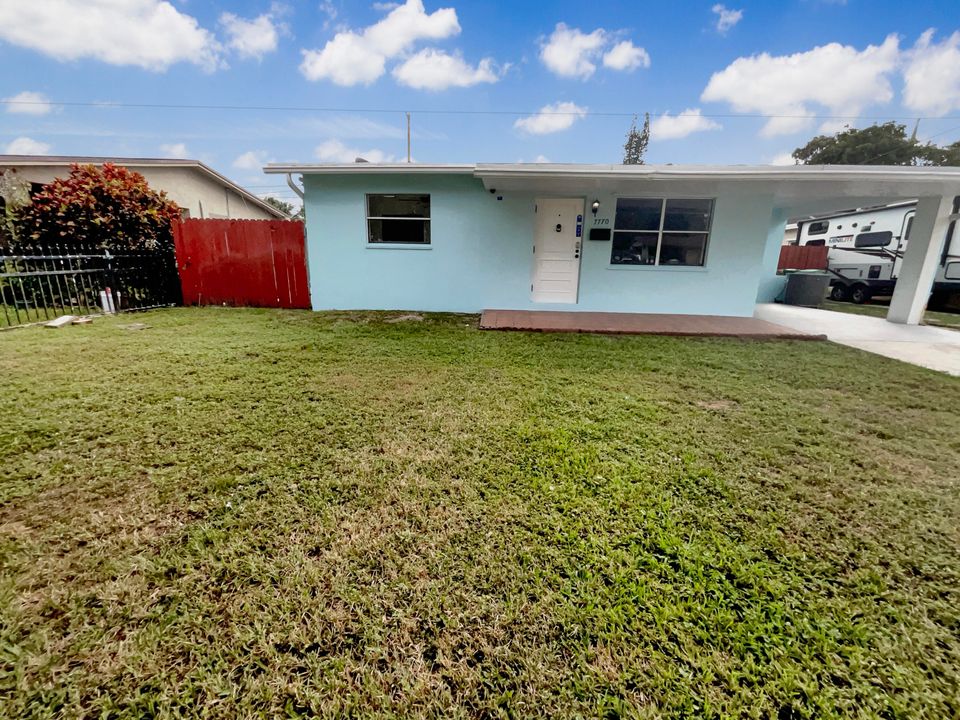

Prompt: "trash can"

[783,271,831,307]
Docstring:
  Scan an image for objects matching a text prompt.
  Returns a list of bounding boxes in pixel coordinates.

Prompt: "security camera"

[489,188,496,194]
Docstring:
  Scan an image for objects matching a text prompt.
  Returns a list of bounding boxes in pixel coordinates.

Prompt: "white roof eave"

[264,163,475,175]
[265,161,960,183]
[262,163,960,207]
[473,163,960,184]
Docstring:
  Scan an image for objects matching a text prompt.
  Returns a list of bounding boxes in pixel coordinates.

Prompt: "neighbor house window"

[611,198,713,266]
[367,194,430,245]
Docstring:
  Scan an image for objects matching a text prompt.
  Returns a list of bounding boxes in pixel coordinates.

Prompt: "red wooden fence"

[172,219,310,309]
[778,244,829,272]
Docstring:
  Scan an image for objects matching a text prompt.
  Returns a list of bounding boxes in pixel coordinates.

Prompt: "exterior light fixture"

[591,199,600,215]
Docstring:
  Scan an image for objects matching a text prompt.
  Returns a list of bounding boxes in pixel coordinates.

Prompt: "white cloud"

[650,108,721,140]
[540,23,649,79]
[300,0,460,86]
[712,4,743,34]
[769,152,797,166]
[318,0,337,30]
[392,49,500,90]
[159,142,189,158]
[220,12,281,60]
[534,154,550,163]
[301,33,385,86]
[3,91,53,115]
[902,30,960,117]
[315,139,396,163]
[233,150,271,170]
[4,136,51,155]
[0,0,223,72]
[514,102,587,135]
[540,23,606,79]
[701,35,899,137]
[602,41,650,72]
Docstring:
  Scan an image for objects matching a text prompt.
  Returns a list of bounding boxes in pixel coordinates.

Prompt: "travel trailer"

[793,199,960,306]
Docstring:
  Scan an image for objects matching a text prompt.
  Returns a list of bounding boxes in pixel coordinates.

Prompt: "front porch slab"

[480,309,824,340]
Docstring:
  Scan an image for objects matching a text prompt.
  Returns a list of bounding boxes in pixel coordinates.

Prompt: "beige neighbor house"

[0,155,287,220]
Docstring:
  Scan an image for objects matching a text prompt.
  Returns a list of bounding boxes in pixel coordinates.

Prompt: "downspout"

[286,173,304,201]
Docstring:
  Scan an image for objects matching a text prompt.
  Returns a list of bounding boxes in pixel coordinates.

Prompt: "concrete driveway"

[755,303,960,377]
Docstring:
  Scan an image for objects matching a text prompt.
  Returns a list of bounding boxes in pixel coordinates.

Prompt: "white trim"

[267,163,473,175]
[264,161,960,182]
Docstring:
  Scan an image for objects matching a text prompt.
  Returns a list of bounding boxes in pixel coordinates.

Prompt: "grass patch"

[822,299,960,328]
[2,307,959,718]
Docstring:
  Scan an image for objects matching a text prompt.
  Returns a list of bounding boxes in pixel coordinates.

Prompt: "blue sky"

[1,0,959,205]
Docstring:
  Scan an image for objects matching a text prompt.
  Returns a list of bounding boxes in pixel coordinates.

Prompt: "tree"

[924,140,960,167]
[0,169,32,247]
[264,196,294,216]
[263,195,305,220]
[15,163,181,251]
[791,122,958,166]
[623,113,650,165]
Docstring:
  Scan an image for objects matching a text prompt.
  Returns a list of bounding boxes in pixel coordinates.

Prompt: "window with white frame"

[366,194,430,245]
[611,198,714,266]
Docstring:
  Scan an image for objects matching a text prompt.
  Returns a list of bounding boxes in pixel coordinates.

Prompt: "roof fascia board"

[473,164,960,183]
[264,163,475,175]
[262,162,960,191]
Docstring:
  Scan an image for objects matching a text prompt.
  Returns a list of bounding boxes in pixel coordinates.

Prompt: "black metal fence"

[0,242,181,328]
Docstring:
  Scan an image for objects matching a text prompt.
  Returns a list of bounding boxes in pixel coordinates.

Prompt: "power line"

[2,98,959,122]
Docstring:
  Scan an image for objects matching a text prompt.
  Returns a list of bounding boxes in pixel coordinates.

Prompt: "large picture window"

[611,198,713,266]
[367,194,430,245]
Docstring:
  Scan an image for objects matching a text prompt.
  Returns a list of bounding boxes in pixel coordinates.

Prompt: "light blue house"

[264,163,960,324]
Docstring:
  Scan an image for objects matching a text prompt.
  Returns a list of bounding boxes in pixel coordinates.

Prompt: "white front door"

[532,198,583,304]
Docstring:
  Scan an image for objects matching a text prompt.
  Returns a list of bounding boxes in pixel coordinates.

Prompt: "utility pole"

[406,112,411,163]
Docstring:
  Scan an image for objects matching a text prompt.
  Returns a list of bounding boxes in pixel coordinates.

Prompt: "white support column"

[887,195,953,325]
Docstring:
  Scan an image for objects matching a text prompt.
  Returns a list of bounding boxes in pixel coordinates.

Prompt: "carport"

[757,166,960,325]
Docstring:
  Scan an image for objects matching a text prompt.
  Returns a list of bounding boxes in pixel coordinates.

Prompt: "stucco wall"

[304,173,777,317]
[756,209,789,303]
[3,164,275,220]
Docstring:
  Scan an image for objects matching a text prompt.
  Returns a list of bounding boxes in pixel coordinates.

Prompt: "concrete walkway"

[755,303,960,376]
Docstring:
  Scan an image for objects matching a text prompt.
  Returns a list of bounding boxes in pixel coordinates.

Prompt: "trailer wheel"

[830,284,850,302]
[850,284,871,304]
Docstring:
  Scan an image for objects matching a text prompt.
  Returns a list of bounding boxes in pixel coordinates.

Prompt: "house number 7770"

[593,218,610,225]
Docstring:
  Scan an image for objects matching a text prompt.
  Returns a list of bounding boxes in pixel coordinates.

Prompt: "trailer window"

[807,221,829,235]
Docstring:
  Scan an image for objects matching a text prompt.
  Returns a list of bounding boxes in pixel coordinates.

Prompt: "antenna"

[406,112,411,163]
[911,118,920,141]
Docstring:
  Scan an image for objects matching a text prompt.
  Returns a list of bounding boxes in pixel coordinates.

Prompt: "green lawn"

[2,308,959,719]
[822,299,960,329]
